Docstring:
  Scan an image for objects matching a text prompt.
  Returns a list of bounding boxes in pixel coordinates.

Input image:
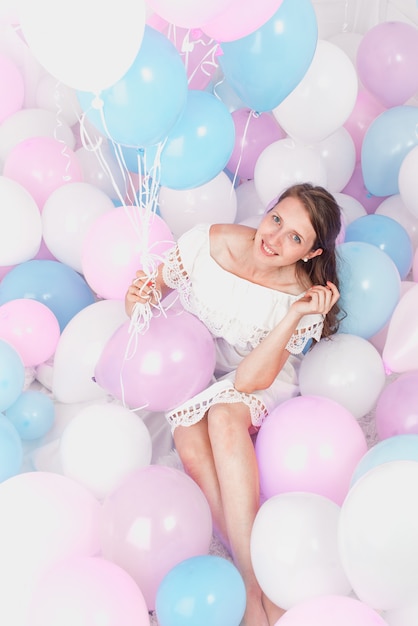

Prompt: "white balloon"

[52,299,128,404]
[273,40,358,144]
[35,73,83,127]
[251,492,352,610]
[158,171,237,239]
[312,126,356,193]
[334,192,367,226]
[75,144,128,201]
[398,145,418,218]
[60,403,152,500]
[0,175,42,264]
[235,179,265,224]
[328,32,363,67]
[42,182,114,272]
[254,138,327,207]
[299,333,386,419]
[385,602,418,626]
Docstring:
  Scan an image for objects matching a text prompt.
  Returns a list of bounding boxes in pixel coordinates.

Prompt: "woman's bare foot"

[240,587,270,626]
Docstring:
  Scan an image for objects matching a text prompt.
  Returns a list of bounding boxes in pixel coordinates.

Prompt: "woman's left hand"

[292,281,340,317]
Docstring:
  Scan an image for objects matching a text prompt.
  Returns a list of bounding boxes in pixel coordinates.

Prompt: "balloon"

[357,21,418,108]
[35,73,83,127]
[369,280,416,355]
[342,162,388,214]
[18,0,146,92]
[276,594,389,626]
[334,192,367,226]
[94,308,216,412]
[0,54,24,123]
[328,31,363,66]
[255,395,367,505]
[226,108,285,180]
[343,88,386,163]
[100,465,213,610]
[375,372,418,440]
[344,214,413,280]
[156,555,246,626]
[218,0,318,112]
[202,0,284,42]
[3,136,83,209]
[351,434,418,486]
[0,298,60,367]
[145,0,235,29]
[143,90,235,190]
[0,415,22,482]
[385,601,418,626]
[52,299,128,403]
[254,138,327,207]
[234,179,266,224]
[0,339,25,412]
[81,205,174,300]
[0,176,42,265]
[59,403,152,500]
[273,40,358,144]
[158,171,237,239]
[0,259,96,332]
[5,390,55,440]
[361,105,418,197]
[383,284,418,373]
[42,182,115,273]
[299,333,386,419]
[376,194,418,251]
[312,126,356,193]
[74,143,129,201]
[0,471,101,626]
[338,460,418,610]
[29,556,149,626]
[250,493,351,610]
[77,26,188,148]
[337,241,401,338]
[398,144,418,218]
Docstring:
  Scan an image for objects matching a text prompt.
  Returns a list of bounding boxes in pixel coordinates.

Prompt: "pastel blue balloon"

[5,391,55,441]
[351,435,418,486]
[143,90,235,190]
[337,241,401,339]
[0,340,25,412]
[77,26,188,148]
[156,555,246,626]
[0,260,95,331]
[0,415,23,482]
[219,0,318,112]
[361,105,418,197]
[344,214,413,280]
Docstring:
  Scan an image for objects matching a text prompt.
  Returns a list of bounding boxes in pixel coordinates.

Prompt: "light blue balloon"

[337,241,401,339]
[351,434,418,486]
[0,340,25,412]
[156,555,246,626]
[143,90,235,190]
[77,26,188,148]
[5,391,55,441]
[218,0,318,112]
[0,415,23,482]
[361,105,418,197]
[344,214,413,280]
[0,260,95,331]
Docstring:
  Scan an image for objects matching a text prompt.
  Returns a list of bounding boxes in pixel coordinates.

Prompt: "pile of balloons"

[1,0,418,623]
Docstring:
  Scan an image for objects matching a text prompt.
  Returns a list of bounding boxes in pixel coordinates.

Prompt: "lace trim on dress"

[286,321,323,354]
[166,385,268,432]
[162,245,193,308]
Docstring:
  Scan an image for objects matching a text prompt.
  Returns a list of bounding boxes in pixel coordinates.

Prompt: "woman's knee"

[207,403,251,440]
[174,424,211,472]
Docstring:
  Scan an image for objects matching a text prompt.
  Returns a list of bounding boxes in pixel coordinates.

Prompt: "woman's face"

[254,196,322,267]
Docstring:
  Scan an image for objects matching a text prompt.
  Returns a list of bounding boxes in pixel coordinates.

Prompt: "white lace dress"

[162,223,324,432]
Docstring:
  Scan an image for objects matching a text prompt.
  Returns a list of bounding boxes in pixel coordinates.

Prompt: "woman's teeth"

[262,241,277,255]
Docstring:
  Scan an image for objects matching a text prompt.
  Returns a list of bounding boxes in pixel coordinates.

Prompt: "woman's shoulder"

[209,223,256,255]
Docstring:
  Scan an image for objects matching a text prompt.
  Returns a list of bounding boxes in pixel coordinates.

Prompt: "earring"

[303,257,308,262]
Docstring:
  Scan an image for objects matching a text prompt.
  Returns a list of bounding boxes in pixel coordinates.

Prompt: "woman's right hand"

[125,270,160,317]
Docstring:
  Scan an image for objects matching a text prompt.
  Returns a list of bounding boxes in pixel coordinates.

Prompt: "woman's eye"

[273,215,280,223]
[293,234,301,244]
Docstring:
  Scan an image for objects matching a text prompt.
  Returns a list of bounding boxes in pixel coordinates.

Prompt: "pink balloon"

[343,88,386,163]
[369,280,416,354]
[227,109,285,180]
[0,54,25,123]
[3,136,83,209]
[94,307,216,411]
[81,206,174,300]
[342,162,388,214]
[29,556,149,626]
[277,594,388,626]
[202,0,284,42]
[383,284,418,374]
[375,371,418,440]
[100,465,213,610]
[255,395,368,506]
[0,299,60,367]
[146,0,235,29]
[357,21,418,108]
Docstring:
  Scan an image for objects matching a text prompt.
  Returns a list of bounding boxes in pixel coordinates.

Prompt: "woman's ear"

[308,248,323,260]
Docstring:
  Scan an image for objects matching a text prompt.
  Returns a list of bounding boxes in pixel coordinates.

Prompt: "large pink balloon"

[0,54,24,123]
[81,206,174,300]
[344,88,386,163]
[277,594,388,626]
[383,284,418,374]
[94,307,216,411]
[100,465,213,610]
[375,371,418,440]
[202,0,284,42]
[29,556,149,626]
[357,21,418,108]
[255,395,367,506]
[3,136,83,209]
